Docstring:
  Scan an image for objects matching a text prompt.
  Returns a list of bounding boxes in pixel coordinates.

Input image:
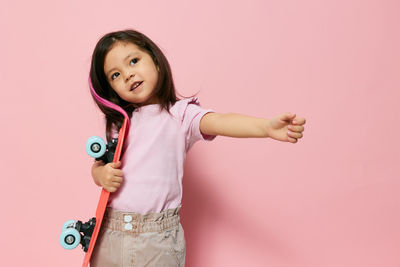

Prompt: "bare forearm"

[91,160,105,186]
[201,112,269,138]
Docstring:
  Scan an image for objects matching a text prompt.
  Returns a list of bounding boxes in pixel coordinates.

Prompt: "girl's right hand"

[92,161,124,193]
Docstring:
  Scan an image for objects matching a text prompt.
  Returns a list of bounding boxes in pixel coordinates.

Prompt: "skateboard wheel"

[86,136,106,158]
[60,228,81,250]
[62,220,76,232]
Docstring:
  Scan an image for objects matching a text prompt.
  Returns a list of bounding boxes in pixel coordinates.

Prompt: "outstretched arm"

[200,112,306,143]
[200,112,268,138]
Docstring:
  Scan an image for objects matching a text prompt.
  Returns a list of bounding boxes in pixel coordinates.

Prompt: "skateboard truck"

[60,218,96,252]
[86,137,119,164]
[77,218,96,252]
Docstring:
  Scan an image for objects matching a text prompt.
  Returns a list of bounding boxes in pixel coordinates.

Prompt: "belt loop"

[158,221,163,234]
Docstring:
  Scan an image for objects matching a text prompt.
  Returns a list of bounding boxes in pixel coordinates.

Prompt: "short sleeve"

[178,97,217,151]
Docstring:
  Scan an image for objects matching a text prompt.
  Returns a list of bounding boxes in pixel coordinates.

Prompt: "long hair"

[89,29,196,142]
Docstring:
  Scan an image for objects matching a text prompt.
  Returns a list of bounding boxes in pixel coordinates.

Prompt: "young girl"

[88,29,306,267]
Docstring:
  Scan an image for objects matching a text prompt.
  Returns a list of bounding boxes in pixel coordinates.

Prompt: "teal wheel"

[62,219,76,232]
[86,136,106,158]
[60,228,81,250]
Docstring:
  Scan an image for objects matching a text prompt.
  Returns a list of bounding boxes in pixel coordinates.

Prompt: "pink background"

[1,0,399,266]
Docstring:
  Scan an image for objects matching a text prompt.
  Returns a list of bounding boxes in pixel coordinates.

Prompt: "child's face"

[104,41,159,106]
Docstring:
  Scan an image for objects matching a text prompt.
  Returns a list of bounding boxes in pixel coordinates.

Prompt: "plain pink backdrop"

[1,0,399,266]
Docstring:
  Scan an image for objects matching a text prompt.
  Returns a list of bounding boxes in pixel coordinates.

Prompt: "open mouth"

[130,81,143,91]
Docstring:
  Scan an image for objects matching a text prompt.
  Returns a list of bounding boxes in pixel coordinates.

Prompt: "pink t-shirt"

[108,97,217,214]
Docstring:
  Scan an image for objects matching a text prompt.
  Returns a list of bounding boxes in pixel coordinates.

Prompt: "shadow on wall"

[181,156,301,266]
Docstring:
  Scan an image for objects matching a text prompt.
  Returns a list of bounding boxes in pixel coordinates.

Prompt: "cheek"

[148,69,159,83]
[114,90,130,102]
[110,83,125,98]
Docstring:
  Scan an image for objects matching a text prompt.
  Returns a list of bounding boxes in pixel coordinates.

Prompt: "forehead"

[104,42,143,69]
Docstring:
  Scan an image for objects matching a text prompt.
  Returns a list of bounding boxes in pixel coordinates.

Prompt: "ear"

[156,65,160,72]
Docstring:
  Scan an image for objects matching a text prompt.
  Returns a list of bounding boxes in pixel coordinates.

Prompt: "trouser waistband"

[102,205,181,234]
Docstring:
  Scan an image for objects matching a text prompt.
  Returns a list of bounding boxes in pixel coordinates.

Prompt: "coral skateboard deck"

[82,117,128,267]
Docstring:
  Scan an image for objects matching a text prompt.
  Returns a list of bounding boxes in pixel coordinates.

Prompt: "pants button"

[124,223,133,230]
[124,215,133,223]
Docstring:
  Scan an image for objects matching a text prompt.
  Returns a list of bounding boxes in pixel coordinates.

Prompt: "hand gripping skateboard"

[59,77,130,267]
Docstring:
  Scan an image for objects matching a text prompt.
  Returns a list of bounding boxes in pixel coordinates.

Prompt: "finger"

[112,161,121,168]
[293,117,306,125]
[104,186,117,193]
[281,112,296,122]
[109,187,117,193]
[112,176,123,183]
[111,181,122,188]
[112,161,122,168]
[113,169,124,177]
[288,130,303,139]
[106,175,122,184]
[288,125,304,132]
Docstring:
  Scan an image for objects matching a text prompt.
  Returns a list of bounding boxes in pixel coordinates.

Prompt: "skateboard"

[59,77,131,267]
[59,117,129,266]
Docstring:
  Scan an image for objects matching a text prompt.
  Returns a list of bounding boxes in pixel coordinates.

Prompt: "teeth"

[132,82,141,90]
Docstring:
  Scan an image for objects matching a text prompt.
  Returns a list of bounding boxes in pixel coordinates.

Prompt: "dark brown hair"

[89,29,196,141]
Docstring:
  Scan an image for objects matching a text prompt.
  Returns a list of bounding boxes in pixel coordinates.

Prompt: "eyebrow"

[105,52,139,77]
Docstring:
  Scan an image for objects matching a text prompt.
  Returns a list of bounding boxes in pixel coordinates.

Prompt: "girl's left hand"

[267,112,306,143]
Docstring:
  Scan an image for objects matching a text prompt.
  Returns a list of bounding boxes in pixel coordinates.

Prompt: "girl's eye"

[130,58,139,65]
[111,72,120,80]
[110,58,139,81]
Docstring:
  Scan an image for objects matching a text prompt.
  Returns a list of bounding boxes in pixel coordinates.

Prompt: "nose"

[124,71,134,82]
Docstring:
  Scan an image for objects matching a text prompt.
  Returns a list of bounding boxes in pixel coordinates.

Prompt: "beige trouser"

[90,205,185,267]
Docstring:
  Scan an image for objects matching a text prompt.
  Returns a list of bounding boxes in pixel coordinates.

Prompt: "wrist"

[262,118,270,138]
